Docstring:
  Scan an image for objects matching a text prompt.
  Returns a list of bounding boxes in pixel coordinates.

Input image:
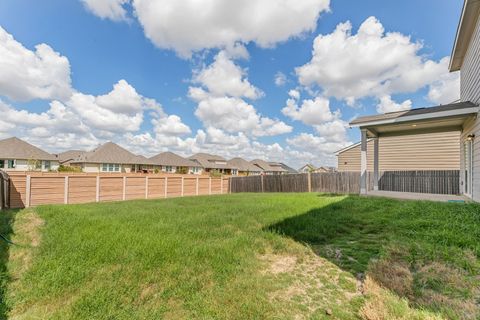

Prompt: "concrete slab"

[365,190,469,203]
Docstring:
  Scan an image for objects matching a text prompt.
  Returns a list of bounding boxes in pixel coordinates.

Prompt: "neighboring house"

[70,142,153,173]
[349,0,480,200]
[336,131,461,172]
[57,150,85,166]
[316,166,336,173]
[299,164,316,173]
[149,152,202,174]
[251,159,287,175]
[227,158,262,176]
[278,163,298,174]
[189,153,237,175]
[0,137,59,171]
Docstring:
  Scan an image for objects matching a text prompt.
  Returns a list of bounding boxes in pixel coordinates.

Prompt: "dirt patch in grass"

[8,209,44,280]
[261,249,363,319]
[368,245,480,320]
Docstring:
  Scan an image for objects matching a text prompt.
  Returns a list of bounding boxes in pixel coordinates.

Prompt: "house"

[251,159,287,175]
[349,0,480,200]
[278,163,298,174]
[299,164,316,173]
[57,150,86,166]
[316,166,336,173]
[0,137,59,171]
[149,152,202,174]
[227,157,262,176]
[336,132,461,172]
[189,153,237,175]
[70,142,154,173]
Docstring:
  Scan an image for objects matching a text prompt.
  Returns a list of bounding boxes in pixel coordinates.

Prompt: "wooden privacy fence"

[230,170,460,195]
[378,170,460,195]
[230,172,365,194]
[6,172,230,209]
[0,171,9,210]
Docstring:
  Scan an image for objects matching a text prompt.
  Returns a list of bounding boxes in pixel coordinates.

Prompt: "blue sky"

[0,0,463,168]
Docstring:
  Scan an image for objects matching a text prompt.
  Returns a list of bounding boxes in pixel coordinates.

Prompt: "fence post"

[196,177,199,196]
[164,177,168,198]
[145,176,149,199]
[64,176,69,204]
[209,177,212,195]
[96,176,100,202]
[122,176,127,201]
[307,172,312,192]
[221,176,224,194]
[25,175,31,208]
[261,175,264,193]
[181,176,184,197]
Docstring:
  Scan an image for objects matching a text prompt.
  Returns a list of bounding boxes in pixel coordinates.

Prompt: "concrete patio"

[365,190,469,202]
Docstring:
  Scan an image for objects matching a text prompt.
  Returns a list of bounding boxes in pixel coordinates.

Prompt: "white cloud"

[192,51,263,99]
[81,0,130,21]
[376,95,412,113]
[190,51,292,137]
[83,0,330,57]
[287,133,350,166]
[152,115,191,136]
[282,96,336,125]
[296,17,451,105]
[274,72,287,86]
[0,26,72,102]
[427,71,460,105]
[95,80,144,114]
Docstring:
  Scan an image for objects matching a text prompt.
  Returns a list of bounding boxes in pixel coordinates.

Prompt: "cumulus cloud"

[282,96,337,125]
[0,26,72,102]
[427,71,460,105]
[376,95,412,113]
[81,0,130,21]
[274,72,287,86]
[296,17,452,105]
[189,51,292,137]
[82,0,330,57]
[192,51,263,99]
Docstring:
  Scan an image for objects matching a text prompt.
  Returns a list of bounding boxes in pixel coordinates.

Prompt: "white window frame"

[464,140,473,197]
[101,163,120,172]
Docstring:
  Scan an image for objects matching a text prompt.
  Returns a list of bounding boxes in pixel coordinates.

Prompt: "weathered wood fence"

[5,172,230,209]
[378,170,459,195]
[0,171,9,210]
[230,170,460,195]
[231,172,367,194]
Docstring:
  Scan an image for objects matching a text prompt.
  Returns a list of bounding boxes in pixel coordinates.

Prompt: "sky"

[0,0,463,169]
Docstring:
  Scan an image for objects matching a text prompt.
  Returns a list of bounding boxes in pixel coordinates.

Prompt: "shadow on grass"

[266,195,390,277]
[0,210,17,320]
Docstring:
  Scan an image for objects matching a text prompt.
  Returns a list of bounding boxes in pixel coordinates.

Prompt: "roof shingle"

[0,137,57,161]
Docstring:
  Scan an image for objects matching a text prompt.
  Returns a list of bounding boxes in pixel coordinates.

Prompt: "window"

[101,163,120,172]
[35,160,42,170]
[44,161,51,170]
[8,160,16,169]
[232,169,238,176]
[0,160,4,169]
[165,166,173,172]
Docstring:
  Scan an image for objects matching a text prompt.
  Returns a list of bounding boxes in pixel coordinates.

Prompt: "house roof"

[251,159,287,172]
[57,150,85,163]
[227,157,262,172]
[335,139,374,155]
[450,0,480,71]
[150,152,199,167]
[0,137,57,161]
[299,163,316,171]
[71,142,149,165]
[189,153,236,169]
[349,102,479,127]
[278,163,298,174]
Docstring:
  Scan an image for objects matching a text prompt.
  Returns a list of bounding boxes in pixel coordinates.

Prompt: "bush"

[58,165,82,172]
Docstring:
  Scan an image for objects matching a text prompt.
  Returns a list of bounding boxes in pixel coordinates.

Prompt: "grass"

[1,193,479,319]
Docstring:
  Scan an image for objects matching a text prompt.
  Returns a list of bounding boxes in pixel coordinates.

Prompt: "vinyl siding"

[338,130,460,172]
[460,14,480,202]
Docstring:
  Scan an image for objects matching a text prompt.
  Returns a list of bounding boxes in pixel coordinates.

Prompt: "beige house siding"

[338,130,460,172]
[460,15,480,202]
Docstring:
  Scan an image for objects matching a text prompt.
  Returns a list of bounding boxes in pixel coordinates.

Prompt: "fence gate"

[0,170,10,210]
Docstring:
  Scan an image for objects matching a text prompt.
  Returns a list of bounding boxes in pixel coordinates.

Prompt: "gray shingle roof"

[71,142,149,165]
[189,153,236,169]
[350,101,478,126]
[0,137,57,161]
[227,157,262,172]
[150,152,199,167]
[251,159,287,172]
[57,150,85,163]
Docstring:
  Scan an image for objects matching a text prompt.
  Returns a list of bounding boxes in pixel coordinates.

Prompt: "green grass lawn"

[1,193,479,319]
